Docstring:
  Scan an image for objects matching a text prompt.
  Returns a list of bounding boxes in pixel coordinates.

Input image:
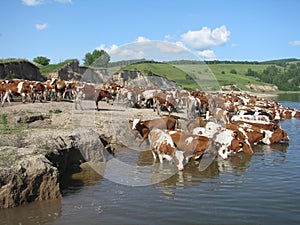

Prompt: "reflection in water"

[62,163,103,195]
[0,199,62,225]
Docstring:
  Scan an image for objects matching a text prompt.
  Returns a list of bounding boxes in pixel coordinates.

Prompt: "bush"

[230,69,237,74]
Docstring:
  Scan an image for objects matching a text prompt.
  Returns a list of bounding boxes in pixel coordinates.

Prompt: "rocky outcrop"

[48,59,109,83]
[0,112,108,208]
[246,83,278,92]
[0,149,61,208]
[0,60,45,81]
[112,70,181,89]
[79,67,109,83]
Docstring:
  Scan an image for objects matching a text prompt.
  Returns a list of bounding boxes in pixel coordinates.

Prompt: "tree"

[33,56,50,66]
[83,49,110,67]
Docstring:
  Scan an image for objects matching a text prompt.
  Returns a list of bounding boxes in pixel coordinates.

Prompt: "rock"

[0,60,45,81]
[0,147,61,208]
[112,70,181,89]
[0,129,108,208]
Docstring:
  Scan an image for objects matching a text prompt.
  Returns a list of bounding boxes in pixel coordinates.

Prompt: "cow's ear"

[129,119,133,123]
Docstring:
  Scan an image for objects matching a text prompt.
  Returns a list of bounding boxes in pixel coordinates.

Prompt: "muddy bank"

[0,100,136,208]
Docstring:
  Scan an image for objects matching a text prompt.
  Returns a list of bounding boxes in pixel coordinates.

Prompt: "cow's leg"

[151,150,157,160]
[21,93,27,103]
[2,91,11,106]
[96,100,99,110]
[158,153,164,163]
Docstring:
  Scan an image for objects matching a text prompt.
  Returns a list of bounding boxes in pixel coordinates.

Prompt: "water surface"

[1,97,300,225]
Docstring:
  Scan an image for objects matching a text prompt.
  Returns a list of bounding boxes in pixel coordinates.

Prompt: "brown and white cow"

[1,80,33,106]
[130,116,179,146]
[153,96,175,116]
[212,129,253,159]
[50,78,67,100]
[95,89,114,110]
[166,130,210,162]
[148,128,185,171]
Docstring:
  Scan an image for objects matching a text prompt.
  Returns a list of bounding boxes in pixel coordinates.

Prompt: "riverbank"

[0,100,166,208]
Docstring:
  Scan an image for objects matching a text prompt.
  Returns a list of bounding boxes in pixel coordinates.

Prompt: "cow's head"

[230,139,253,155]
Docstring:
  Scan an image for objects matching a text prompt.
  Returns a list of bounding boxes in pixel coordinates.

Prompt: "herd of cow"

[127,88,300,171]
[1,78,300,171]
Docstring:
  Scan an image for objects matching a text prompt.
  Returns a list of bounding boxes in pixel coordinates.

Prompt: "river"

[1,93,300,225]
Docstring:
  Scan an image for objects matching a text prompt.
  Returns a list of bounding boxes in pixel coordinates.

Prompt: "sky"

[1,0,300,64]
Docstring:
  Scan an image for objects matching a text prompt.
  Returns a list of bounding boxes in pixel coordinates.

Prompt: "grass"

[0,58,28,63]
[38,59,78,76]
[0,113,27,148]
[0,147,19,168]
[122,62,276,91]
[49,109,62,114]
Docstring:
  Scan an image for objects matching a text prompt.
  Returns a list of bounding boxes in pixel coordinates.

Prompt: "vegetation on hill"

[246,63,300,90]
[83,49,110,68]
[0,58,31,63]
[123,59,300,91]
[33,56,50,66]
[38,59,78,75]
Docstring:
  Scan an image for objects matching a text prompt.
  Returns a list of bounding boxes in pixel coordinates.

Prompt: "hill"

[121,58,300,92]
[122,61,273,91]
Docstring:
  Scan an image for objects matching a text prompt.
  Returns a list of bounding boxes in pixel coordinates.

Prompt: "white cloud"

[97,44,145,60]
[35,23,48,30]
[289,40,300,46]
[96,38,192,62]
[157,41,189,53]
[136,36,151,43]
[22,0,43,6]
[181,25,231,50]
[197,50,217,60]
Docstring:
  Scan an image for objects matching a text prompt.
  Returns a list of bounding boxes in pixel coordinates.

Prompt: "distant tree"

[83,49,110,67]
[246,68,259,77]
[33,56,50,66]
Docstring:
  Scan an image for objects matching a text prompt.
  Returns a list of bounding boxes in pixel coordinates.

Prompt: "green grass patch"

[49,109,62,114]
[39,59,78,76]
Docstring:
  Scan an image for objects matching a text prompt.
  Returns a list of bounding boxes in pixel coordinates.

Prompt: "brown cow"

[31,81,46,102]
[95,89,114,110]
[153,96,175,116]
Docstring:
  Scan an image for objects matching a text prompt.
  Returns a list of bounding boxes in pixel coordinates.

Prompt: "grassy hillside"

[38,59,78,75]
[123,62,276,91]
[123,62,201,90]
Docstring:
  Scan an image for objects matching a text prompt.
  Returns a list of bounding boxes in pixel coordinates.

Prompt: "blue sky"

[1,0,300,64]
